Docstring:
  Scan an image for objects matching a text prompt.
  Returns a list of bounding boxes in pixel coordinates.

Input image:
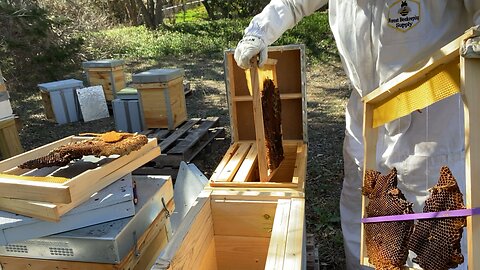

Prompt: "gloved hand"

[461,26,480,58]
[234,35,268,69]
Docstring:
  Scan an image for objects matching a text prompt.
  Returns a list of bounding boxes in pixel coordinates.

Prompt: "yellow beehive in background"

[132,68,187,130]
[82,59,126,102]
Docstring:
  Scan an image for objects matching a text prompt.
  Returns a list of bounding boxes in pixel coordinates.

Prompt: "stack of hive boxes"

[0,134,174,270]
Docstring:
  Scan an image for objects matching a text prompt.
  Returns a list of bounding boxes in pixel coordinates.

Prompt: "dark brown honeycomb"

[261,78,284,172]
[408,166,466,270]
[19,132,148,169]
[363,168,414,270]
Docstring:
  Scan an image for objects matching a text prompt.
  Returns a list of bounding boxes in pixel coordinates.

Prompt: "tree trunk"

[135,0,155,29]
[154,0,164,27]
[125,0,139,25]
[202,0,216,20]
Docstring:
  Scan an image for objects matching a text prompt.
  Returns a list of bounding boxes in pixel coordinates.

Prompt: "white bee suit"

[237,0,480,269]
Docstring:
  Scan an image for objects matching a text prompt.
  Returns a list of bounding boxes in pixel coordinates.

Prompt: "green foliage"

[175,5,209,22]
[83,18,250,60]
[0,2,83,88]
[202,0,270,20]
[82,11,337,64]
[275,11,338,63]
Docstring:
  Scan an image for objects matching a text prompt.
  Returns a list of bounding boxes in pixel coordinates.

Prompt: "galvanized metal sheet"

[0,174,135,245]
[76,85,110,122]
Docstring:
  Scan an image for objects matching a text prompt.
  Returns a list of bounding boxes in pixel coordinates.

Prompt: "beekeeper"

[234,1,480,269]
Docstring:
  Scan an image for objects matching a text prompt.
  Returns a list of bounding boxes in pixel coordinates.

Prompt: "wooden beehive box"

[82,59,126,102]
[209,45,307,191]
[132,68,187,130]
[37,79,84,124]
[0,135,159,221]
[0,116,23,160]
[0,175,175,270]
[0,69,13,120]
[361,28,480,269]
[155,189,305,270]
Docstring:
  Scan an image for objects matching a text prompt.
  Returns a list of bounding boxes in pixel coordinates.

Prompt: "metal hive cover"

[132,68,184,83]
[82,59,125,68]
[37,79,84,91]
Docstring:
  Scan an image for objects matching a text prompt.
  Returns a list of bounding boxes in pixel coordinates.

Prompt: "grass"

[82,10,337,64]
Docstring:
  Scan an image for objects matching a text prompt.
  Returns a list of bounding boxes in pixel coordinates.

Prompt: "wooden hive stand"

[361,27,480,269]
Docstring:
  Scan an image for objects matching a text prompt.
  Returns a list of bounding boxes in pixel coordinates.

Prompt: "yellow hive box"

[82,59,126,102]
[132,68,187,130]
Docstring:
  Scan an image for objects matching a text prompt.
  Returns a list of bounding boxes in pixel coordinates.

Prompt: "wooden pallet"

[136,117,224,171]
[0,136,160,221]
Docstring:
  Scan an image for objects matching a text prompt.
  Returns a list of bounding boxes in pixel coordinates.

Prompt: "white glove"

[234,35,268,69]
[462,26,480,58]
[462,36,480,58]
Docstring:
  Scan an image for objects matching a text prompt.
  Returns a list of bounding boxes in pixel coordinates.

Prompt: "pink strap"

[362,208,480,223]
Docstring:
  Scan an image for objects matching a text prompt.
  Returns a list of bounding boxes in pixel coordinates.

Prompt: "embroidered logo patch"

[387,0,420,32]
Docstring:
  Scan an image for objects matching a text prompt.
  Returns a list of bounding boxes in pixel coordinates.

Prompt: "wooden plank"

[215,235,270,270]
[283,198,305,270]
[209,181,298,189]
[211,199,277,238]
[265,199,291,270]
[210,189,304,201]
[159,119,201,150]
[210,143,239,182]
[0,176,71,203]
[216,143,251,182]
[155,191,214,270]
[250,61,269,182]
[360,102,378,265]
[197,237,218,270]
[0,146,160,221]
[233,144,258,182]
[292,143,307,186]
[461,56,480,270]
[167,117,219,154]
[362,28,475,105]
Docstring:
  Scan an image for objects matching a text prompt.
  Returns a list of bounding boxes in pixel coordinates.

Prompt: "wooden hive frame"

[0,136,160,221]
[361,27,480,269]
[155,189,305,270]
[210,45,307,191]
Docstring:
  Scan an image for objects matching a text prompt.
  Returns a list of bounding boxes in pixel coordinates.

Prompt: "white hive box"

[38,79,84,124]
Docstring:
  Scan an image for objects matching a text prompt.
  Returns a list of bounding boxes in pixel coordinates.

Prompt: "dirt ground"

[8,54,350,269]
